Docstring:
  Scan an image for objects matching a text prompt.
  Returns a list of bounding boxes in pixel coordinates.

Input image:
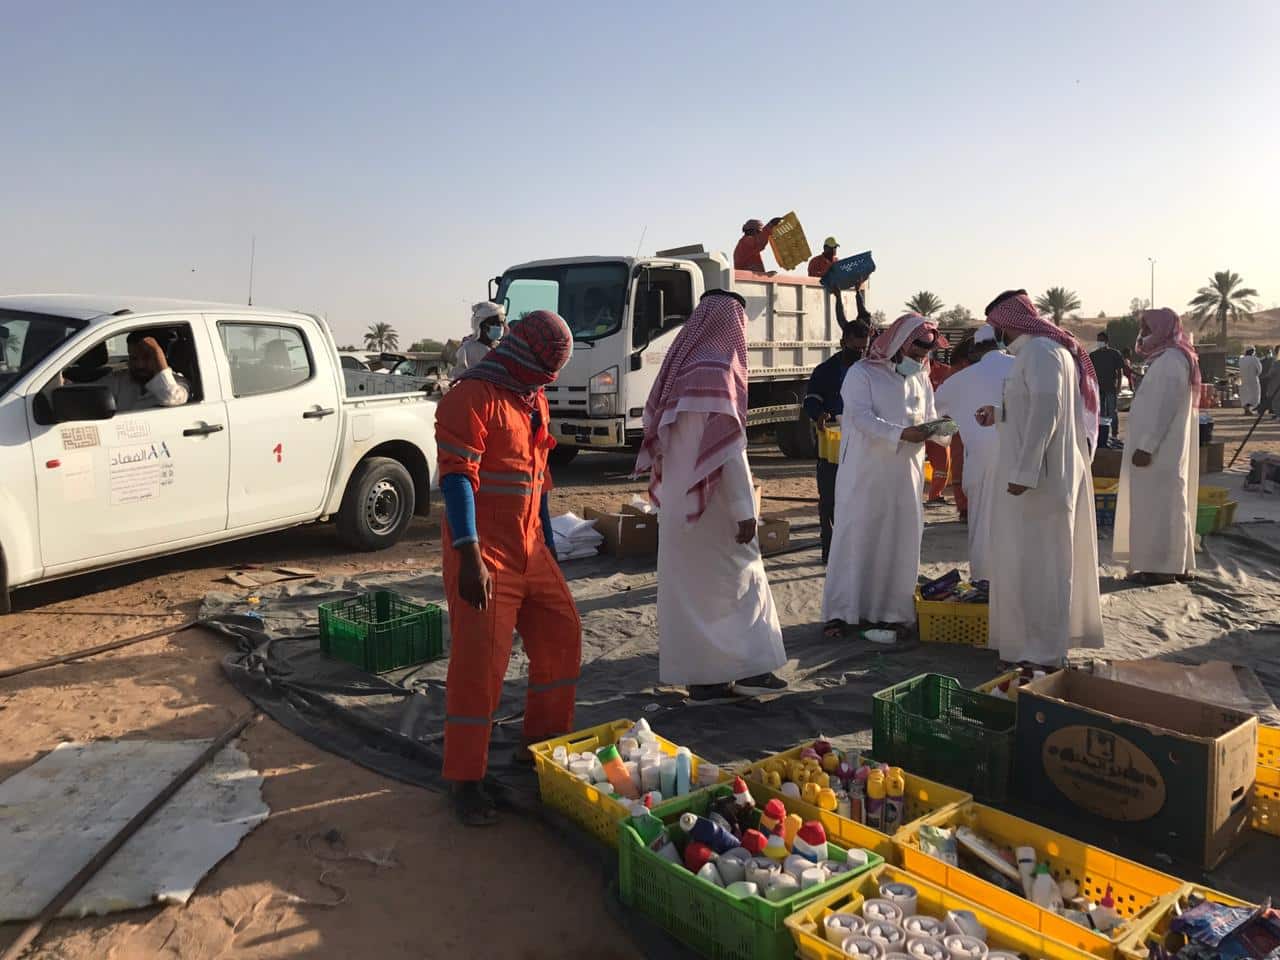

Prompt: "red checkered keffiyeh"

[986,292,1101,449]
[866,312,938,369]
[633,292,749,522]
[1138,308,1202,405]
[455,309,573,410]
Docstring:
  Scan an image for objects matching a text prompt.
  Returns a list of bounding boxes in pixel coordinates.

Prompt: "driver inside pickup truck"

[55,330,190,412]
[434,308,581,827]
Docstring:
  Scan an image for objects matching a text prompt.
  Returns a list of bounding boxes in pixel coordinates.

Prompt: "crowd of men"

[431,228,1209,827]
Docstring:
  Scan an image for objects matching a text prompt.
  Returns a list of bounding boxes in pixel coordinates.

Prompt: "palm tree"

[364,322,400,352]
[905,291,944,317]
[1188,270,1258,345]
[1034,287,1082,325]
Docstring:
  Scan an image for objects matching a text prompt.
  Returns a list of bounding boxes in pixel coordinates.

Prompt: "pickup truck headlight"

[589,366,618,416]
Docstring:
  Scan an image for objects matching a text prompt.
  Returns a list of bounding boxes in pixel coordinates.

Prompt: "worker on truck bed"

[807,237,840,279]
[434,310,582,827]
[733,217,784,272]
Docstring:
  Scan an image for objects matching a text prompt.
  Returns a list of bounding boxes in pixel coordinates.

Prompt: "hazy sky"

[4,2,1278,345]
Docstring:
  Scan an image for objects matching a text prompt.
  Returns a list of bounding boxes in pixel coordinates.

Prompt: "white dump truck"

[490,246,852,464]
[0,295,438,612]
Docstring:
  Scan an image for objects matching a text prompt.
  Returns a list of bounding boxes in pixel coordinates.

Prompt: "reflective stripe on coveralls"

[435,379,582,781]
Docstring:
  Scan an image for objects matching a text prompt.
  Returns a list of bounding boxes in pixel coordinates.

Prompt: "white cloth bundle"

[551,512,604,560]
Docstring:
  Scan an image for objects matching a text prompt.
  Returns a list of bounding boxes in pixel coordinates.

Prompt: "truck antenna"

[247,234,256,306]
[634,225,647,260]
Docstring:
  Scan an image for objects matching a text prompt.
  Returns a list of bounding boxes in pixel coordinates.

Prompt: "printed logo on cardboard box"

[1042,725,1166,821]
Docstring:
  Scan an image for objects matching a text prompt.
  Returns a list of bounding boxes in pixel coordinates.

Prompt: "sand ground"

[1,406,1277,959]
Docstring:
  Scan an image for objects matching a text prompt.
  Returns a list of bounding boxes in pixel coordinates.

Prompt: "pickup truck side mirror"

[51,384,116,423]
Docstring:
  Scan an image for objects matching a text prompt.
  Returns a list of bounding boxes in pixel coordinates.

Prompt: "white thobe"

[450,338,491,378]
[655,413,786,685]
[1238,354,1262,408]
[1113,351,1198,575]
[934,351,1016,582]
[989,336,1103,665]
[106,368,190,411]
[822,362,935,626]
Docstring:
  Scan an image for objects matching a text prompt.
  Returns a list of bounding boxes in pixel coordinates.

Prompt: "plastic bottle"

[596,744,640,799]
[865,770,886,830]
[628,803,666,847]
[659,757,677,797]
[883,768,906,833]
[552,745,569,767]
[782,813,803,851]
[1030,863,1064,911]
[678,812,738,854]
[675,747,692,796]
[1015,846,1037,899]
[1089,885,1124,934]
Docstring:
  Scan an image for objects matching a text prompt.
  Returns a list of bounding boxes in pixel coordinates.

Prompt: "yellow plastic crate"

[894,802,1182,958]
[1198,484,1231,505]
[1260,724,1280,768]
[915,588,989,647]
[1116,884,1257,960]
[529,719,728,848]
[786,863,1103,960]
[1217,499,1239,529]
[1253,762,1280,836]
[818,426,841,464]
[738,744,970,839]
[1092,477,1120,494]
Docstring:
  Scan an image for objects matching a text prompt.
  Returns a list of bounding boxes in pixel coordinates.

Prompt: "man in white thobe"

[978,291,1103,667]
[635,291,786,704]
[450,302,507,379]
[1238,347,1262,415]
[1114,309,1200,584]
[822,313,940,635]
[934,326,1015,582]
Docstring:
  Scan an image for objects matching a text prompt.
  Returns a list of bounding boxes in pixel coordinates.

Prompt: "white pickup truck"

[0,295,438,613]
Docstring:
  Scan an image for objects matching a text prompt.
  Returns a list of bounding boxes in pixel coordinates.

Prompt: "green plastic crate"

[872,673,1016,802]
[318,590,443,672]
[618,784,883,960]
[1195,503,1220,535]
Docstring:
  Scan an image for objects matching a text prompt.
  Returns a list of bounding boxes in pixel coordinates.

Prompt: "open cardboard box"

[1016,670,1257,869]
[756,516,790,555]
[582,504,658,558]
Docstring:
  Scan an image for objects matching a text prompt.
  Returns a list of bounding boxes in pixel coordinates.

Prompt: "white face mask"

[895,357,924,377]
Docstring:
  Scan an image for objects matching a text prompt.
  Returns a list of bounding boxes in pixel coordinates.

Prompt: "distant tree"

[337,344,359,351]
[364,322,399,352]
[1035,287,1082,325]
[1104,315,1141,353]
[870,309,888,327]
[1097,310,1107,320]
[937,304,974,326]
[905,291,944,317]
[1188,270,1259,345]
[409,338,445,353]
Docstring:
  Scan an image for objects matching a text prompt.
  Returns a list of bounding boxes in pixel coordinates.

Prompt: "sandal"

[823,619,849,639]
[451,781,499,827]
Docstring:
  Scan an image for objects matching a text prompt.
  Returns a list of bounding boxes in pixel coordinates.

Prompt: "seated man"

[99,331,191,411]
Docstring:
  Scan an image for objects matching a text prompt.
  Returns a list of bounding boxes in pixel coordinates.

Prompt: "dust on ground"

[1,408,1277,959]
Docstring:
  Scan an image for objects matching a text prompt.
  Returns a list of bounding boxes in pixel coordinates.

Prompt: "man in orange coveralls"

[434,310,581,826]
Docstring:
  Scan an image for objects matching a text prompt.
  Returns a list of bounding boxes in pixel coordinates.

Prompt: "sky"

[3,1,1278,345]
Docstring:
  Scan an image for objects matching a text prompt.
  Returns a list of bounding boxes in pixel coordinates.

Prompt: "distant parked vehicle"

[338,351,371,371]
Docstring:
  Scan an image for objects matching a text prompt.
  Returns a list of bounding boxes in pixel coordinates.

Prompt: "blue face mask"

[484,323,504,342]
[895,357,924,377]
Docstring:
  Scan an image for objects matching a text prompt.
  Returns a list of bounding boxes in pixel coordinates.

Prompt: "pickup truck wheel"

[337,457,416,551]
[548,445,579,467]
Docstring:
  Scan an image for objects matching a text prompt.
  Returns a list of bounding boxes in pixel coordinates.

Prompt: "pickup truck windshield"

[0,310,87,397]
[497,262,628,343]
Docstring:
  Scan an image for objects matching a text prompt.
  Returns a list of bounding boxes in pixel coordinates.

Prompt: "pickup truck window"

[219,323,313,397]
[0,310,86,398]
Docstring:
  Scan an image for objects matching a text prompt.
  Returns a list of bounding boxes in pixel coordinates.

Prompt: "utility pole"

[1147,257,1156,308]
[248,235,256,306]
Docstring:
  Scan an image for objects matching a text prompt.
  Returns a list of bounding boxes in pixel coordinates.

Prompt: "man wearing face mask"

[450,301,508,379]
[975,290,1103,668]
[822,313,939,638]
[805,316,872,563]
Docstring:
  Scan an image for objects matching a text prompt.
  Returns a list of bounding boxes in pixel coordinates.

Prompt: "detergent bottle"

[628,803,666,847]
[678,812,738,854]
[1030,863,1064,911]
[1089,885,1124,934]
[782,813,803,851]
[882,768,906,833]
[674,747,692,796]
[596,744,640,799]
[865,769,886,830]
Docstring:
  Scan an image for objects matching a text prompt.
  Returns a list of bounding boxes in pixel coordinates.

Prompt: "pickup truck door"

[213,315,342,528]
[30,317,230,568]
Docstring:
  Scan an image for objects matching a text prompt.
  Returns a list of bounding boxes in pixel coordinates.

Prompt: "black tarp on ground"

[200,520,1280,951]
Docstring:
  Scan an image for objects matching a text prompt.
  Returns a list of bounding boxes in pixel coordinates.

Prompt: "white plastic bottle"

[1030,863,1064,911]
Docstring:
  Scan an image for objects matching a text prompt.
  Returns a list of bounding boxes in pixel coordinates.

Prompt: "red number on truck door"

[273,443,283,463]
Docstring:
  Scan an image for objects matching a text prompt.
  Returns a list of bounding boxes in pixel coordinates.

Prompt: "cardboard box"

[1016,670,1257,869]
[1204,439,1225,474]
[756,516,790,555]
[1091,447,1124,478]
[583,505,658,558]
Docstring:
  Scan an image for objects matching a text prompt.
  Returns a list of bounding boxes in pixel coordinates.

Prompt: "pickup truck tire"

[776,412,818,460]
[548,445,580,467]
[336,457,416,551]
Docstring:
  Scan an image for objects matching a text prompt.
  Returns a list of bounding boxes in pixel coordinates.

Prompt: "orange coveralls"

[435,380,582,781]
